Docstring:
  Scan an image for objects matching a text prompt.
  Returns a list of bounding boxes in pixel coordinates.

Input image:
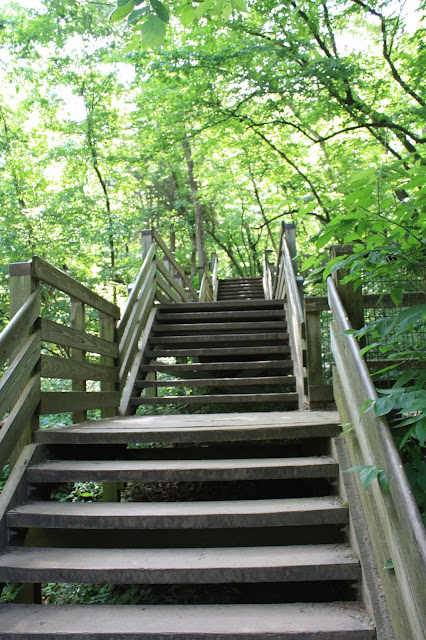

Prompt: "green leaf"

[396,304,426,332]
[379,471,390,493]
[195,1,212,18]
[390,287,403,306]
[415,421,426,446]
[374,395,395,416]
[180,4,195,25]
[359,465,381,489]
[140,14,167,47]
[383,559,394,570]
[231,0,247,10]
[122,34,141,52]
[222,3,232,19]
[150,0,169,23]
[110,1,136,22]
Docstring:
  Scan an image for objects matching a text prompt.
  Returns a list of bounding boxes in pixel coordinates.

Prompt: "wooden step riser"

[1,545,359,585]
[138,361,293,373]
[158,300,284,312]
[145,347,291,358]
[148,333,289,345]
[152,322,286,333]
[157,311,285,322]
[136,377,296,389]
[133,393,298,406]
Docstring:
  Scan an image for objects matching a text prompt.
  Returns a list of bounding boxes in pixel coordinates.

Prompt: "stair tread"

[7,496,349,529]
[136,376,296,388]
[0,544,359,583]
[152,322,286,333]
[145,346,291,357]
[0,602,376,638]
[149,333,289,344]
[157,311,285,321]
[158,300,284,312]
[133,393,298,405]
[34,410,341,444]
[26,456,337,483]
[138,361,293,372]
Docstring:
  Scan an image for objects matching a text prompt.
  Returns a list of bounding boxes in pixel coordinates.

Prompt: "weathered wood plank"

[118,262,156,359]
[100,313,117,419]
[152,230,199,300]
[41,318,118,358]
[40,355,118,383]
[0,332,41,420]
[31,256,120,320]
[134,392,299,406]
[328,277,426,640]
[0,376,40,472]
[305,310,324,391]
[156,272,182,304]
[156,258,190,302]
[0,444,41,547]
[118,243,156,340]
[144,345,291,358]
[0,290,40,369]
[119,308,157,415]
[71,298,86,424]
[136,376,296,388]
[40,391,120,414]
[119,285,156,387]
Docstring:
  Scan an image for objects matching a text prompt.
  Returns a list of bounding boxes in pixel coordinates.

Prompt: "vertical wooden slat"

[71,298,86,424]
[99,313,117,419]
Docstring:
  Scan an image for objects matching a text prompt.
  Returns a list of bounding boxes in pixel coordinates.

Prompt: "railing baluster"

[71,298,86,424]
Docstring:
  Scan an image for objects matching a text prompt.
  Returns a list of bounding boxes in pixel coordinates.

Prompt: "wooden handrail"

[0,289,40,369]
[328,276,426,640]
[31,256,120,319]
[152,229,199,300]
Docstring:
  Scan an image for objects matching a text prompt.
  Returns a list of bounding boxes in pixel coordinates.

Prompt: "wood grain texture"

[40,391,120,414]
[41,355,118,382]
[328,277,426,640]
[0,290,40,369]
[0,331,41,419]
[32,256,120,320]
[41,318,118,358]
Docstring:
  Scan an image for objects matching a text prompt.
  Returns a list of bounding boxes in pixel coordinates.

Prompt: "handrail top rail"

[10,256,120,320]
[151,229,199,301]
[0,290,40,369]
[327,276,426,557]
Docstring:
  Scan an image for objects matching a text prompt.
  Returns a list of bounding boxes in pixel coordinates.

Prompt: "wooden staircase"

[0,410,375,638]
[129,299,299,411]
[217,277,265,300]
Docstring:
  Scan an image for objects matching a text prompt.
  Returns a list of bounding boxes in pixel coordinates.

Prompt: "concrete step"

[152,321,286,333]
[34,411,341,445]
[0,544,359,584]
[26,456,337,483]
[136,376,296,389]
[157,310,285,322]
[7,496,348,530]
[0,602,376,638]
[144,346,291,358]
[148,333,289,345]
[133,393,298,406]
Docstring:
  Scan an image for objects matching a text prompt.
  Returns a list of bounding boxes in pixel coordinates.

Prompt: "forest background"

[0,0,425,486]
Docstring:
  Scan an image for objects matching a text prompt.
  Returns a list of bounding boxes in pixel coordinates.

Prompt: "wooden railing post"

[99,312,117,419]
[71,298,86,424]
[142,229,153,259]
[329,245,364,331]
[284,223,297,272]
[8,262,40,470]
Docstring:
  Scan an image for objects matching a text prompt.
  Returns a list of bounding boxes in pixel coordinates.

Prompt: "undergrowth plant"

[305,155,426,519]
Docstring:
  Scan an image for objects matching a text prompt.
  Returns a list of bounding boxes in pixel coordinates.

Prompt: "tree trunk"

[183,137,206,268]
